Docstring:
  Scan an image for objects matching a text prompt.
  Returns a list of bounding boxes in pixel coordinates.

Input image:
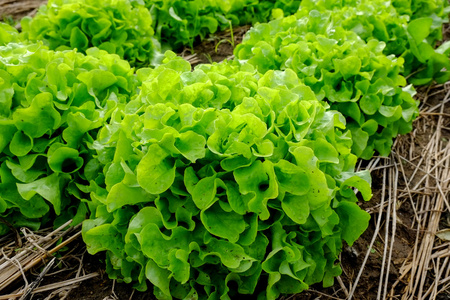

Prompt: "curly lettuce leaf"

[83,55,371,299]
[21,0,160,67]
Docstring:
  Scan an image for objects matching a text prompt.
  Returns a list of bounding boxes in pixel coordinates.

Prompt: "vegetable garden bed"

[0,0,449,299]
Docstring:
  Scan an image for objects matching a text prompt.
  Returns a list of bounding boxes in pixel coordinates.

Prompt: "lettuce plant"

[139,0,302,50]
[234,12,419,159]
[82,53,371,299]
[0,42,137,234]
[391,0,450,84]
[19,0,301,60]
[0,23,21,46]
[393,0,450,21]
[297,0,450,85]
[20,0,160,67]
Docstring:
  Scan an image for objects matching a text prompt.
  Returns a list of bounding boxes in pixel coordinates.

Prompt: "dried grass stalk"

[333,83,450,300]
[0,220,81,293]
[395,89,450,299]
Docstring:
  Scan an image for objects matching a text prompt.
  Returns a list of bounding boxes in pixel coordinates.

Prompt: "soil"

[1,2,449,300]
[180,25,251,67]
[64,252,154,300]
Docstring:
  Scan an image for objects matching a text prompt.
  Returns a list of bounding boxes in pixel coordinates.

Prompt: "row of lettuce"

[13,0,450,84]
[19,0,302,66]
[0,0,448,299]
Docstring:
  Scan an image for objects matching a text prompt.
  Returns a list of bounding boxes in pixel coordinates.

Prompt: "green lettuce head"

[234,12,419,159]
[0,23,21,46]
[296,0,450,85]
[144,0,301,50]
[0,42,137,234]
[82,53,371,299]
[21,0,160,67]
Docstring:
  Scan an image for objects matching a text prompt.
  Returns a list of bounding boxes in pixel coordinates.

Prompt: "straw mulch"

[0,221,98,300]
[331,82,450,300]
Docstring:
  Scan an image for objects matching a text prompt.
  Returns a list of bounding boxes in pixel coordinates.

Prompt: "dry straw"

[0,221,98,300]
[337,82,450,299]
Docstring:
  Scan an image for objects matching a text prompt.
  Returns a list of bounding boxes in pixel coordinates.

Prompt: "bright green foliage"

[393,0,450,63]
[393,0,450,21]
[234,12,419,159]
[2,0,447,297]
[18,0,302,62]
[20,0,160,67]
[297,0,450,85]
[0,42,137,234]
[82,53,371,299]
[0,23,21,46]
[145,0,302,50]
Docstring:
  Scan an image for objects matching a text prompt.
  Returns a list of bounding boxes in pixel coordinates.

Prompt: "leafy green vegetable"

[0,42,137,235]
[19,0,302,56]
[146,0,302,50]
[0,23,21,46]
[296,0,450,84]
[234,12,419,159]
[393,0,450,23]
[82,53,371,299]
[20,0,161,67]
[3,0,446,297]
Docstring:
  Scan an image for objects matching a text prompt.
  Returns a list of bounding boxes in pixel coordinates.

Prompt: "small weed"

[215,21,235,53]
